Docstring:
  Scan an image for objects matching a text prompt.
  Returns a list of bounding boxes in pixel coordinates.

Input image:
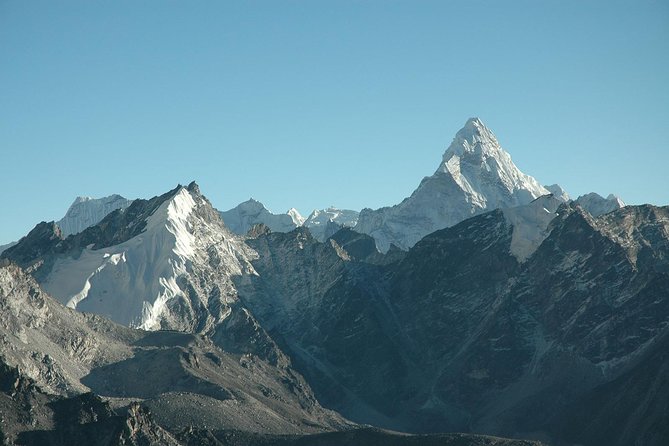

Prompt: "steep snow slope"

[11,183,256,332]
[501,194,563,261]
[575,192,625,217]
[355,118,549,251]
[42,188,197,328]
[57,194,133,236]
[221,199,304,234]
[288,207,306,226]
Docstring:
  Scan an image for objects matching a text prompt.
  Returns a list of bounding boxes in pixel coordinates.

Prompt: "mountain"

[0,194,131,259]
[575,192,626,217]
[221,199,304,234]
[57,194,133,237]
[544,184,570,202]
[219,199,357,242]
[3,183,256,333]
[303,207,360,241]
[288,207,306,226]
[2,119,660,445]
[0,261,539,445]
[355,118,550,251]
[238,201,669,445]
[1,182,320,415]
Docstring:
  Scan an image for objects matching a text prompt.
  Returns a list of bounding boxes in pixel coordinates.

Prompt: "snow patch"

[502,195,562,261]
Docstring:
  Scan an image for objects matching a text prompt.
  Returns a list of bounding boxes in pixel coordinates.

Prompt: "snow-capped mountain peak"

[545,184,571,202]
[57,193,133,237]
[355,118,550,251]
[438,118,548,201]
[575,192,626,217]
[441,117,499,159]
[287,207,305,226]
[220,199,303,234]
[16,183,256,331]
[303,207,360,241]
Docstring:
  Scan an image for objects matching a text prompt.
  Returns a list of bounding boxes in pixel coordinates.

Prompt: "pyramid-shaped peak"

[464,116,485,129]
[442,117,504,163]
[455,117,496,142]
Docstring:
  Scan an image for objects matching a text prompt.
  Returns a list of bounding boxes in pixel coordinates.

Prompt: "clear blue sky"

[1,0,668,244]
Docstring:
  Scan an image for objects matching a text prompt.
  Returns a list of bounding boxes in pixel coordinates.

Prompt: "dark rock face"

[327,227,406,265]
[239,204,669,445]
[0,222,63,269]
[547,330,669,446]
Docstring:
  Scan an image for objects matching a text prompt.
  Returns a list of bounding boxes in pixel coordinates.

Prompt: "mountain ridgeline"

[1,118,664,446]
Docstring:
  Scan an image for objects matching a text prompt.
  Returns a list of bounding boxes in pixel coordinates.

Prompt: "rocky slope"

[0,241,17,255]
[0,264,543,445]
[175,428,543,446]
[239,202,669,445]
[0,262,348,442]
[0,360,181,446]
[354,118,551,251]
